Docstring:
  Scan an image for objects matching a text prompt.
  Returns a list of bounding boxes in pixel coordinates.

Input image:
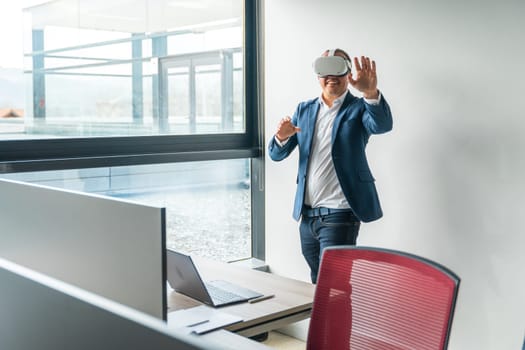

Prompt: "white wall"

[264,0,525,349]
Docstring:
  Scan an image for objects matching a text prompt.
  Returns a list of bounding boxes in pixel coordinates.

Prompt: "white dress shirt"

[277,90,381,209]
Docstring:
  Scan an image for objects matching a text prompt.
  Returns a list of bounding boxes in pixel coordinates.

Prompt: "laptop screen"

[166,249,214,305]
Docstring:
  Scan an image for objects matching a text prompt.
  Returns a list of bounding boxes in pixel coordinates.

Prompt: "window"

[0,0,264,260]
[3,159,252,262]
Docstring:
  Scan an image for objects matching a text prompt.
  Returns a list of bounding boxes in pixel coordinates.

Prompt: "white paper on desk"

[167,305,243,335]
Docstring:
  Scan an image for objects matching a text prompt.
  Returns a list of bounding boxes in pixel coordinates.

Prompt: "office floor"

[262,332,306,349]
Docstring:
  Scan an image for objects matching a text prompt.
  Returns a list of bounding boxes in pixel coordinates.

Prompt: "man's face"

[318,52,350,99]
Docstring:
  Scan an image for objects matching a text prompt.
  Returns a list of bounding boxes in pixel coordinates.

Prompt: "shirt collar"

[319,90,348,108]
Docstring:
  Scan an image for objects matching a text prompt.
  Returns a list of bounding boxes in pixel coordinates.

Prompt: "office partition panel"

[0,179,166,319]
[0,257,225,350]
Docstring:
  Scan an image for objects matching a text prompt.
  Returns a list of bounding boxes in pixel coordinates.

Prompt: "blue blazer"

[268,91,393,222]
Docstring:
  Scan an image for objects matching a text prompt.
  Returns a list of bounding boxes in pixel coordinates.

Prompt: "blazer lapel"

[332,91,357,142]
[304,99,320,154]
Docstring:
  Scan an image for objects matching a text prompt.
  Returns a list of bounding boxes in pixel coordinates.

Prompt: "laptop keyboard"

[205,283,245,304]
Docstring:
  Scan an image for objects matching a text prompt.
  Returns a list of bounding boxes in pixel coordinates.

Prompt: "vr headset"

[312,49,352,77]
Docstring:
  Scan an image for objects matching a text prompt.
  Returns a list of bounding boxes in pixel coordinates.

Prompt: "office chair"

[306,246,460,350]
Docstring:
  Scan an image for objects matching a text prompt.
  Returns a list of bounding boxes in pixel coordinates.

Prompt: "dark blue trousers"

[299,210,360,284]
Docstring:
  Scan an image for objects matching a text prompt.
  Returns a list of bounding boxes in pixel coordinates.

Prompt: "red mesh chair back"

[306,246,460,350]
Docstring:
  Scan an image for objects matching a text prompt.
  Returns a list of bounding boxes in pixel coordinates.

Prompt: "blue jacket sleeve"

[362,95,393,135]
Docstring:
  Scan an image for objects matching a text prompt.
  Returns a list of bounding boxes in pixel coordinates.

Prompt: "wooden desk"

[167,257,315,337]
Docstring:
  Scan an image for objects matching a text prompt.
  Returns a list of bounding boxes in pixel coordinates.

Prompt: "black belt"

[302,206,352,217]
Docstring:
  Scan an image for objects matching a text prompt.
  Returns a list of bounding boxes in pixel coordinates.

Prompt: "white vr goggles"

[312,49,351,77]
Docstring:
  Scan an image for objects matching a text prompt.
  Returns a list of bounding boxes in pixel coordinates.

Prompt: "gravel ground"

[128,185,251,262]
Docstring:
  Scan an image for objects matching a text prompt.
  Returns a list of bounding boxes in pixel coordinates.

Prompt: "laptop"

[166,249,263,307]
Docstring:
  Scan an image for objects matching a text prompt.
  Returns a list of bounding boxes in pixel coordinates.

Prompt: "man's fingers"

[277,116,300,137]
[354,56,377,73]
[361,56,369,70]
[278,116,290,126]
[353,57,362,71]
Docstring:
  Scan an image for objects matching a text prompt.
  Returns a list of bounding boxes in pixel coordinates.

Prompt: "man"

[268,48,393,283]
